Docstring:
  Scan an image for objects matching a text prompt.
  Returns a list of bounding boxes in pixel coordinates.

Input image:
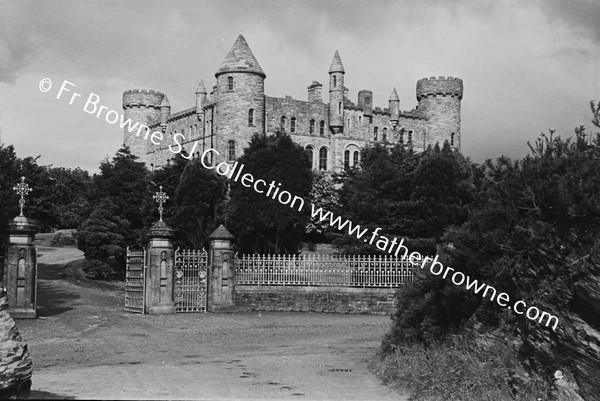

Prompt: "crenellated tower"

[416,76,463,149]
[122,89,165,160]
[328,50,345,134]
[214,34,266,163]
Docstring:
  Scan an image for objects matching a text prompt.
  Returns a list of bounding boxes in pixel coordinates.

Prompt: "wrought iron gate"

[174,248,208,312]
[125,248,146,314]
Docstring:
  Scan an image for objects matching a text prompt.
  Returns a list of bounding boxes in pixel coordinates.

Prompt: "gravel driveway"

[15,247,407,400]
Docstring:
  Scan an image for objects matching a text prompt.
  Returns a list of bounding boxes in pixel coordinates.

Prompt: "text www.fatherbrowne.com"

[310,204,559,332]
[40,78,559,332]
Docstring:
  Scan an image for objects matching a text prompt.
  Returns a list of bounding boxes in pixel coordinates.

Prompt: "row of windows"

[343,149,360,171]
[275,114,327,136]
[373,127,389,142]
[305,146,328,171]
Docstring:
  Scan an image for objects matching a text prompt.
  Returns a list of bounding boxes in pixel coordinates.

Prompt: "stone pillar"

[145,221,175,314]
[3,216,37,319]
[207,225,236,313]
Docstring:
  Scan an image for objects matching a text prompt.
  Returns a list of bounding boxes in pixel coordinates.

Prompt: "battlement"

[416,76,463,101]
[123,89,165,109]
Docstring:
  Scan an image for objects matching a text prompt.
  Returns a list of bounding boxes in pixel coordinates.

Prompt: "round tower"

[328,50,345,134]
[196,80,207,113]
[389,87,400,128]
[122,89,165,161]
[214,34,266,163]
[416,76,463,150]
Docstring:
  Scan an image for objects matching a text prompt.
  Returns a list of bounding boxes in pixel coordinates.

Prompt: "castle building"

[122,34,463,173]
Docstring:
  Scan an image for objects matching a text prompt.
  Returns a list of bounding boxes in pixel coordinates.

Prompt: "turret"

[389,88,399,128]
[214,34,266,163]
[160,95,171,126]
[122,89,165,161]
[196,80,207,112]
[328,50,345,134]
[416,76,463,150]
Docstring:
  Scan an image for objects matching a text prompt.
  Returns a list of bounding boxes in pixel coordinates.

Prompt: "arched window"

[227,140,236,162]
[333,75,337,87]
[451,132,455,146]
[400,130,404,144]
[319,120,325,136]
[353,150,359,167]
[280,116,286,130]
[382,128,388,142]
[344,150,350,171]
[290,117,296,133]
[373,127,378,141]
[408,130,413,144]
[194,124,198,136]
[319,147,328,171]
[306,146,314,168]
[227,76,234,91]
[338,102,342,115]
[346,118,351,129]
[248,109,255,126]
[195,151,200,159]
[309,119,315,135]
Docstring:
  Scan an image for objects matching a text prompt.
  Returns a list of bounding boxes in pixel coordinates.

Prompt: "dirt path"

[15,247,408,400]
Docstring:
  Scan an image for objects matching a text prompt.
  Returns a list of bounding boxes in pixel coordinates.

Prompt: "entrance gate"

[174,248,208,312]
[125,248,146,314]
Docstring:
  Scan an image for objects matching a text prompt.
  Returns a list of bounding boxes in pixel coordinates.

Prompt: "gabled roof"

[215,34,266,78]
[329,50,345,74]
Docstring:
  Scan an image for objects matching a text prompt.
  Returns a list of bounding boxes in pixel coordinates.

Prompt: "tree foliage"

[337,141,476,255]
[224,132,312,254]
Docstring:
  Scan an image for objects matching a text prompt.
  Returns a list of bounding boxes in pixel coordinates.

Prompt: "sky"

[0,0,599,172]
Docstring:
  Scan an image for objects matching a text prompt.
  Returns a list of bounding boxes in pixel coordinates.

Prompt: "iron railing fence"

[235,254,421,288]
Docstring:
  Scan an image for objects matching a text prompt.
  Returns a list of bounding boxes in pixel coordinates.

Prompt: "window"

[195,151,200,159]
[319,147,328,171]
[290,117,296,133]
[248,109,255,126]
[280,116,286,129]
[309,119,315,135]
[319,120,325,136]
[400,130,404,144]
[451,132,455,146]
[374,127,378,141]
[227,76,234,91]
[194,124,198,136]
[333,75,337,87]
[358,116,362,124]
[227,140,236,162]
[365,97,371,106]
[353,150,359,167]
[347,118,351,129]
[338,102,342,114]
[408,130,413,144]
[306,146,314,168]
[344,150,350,171]
[382,128,388,142]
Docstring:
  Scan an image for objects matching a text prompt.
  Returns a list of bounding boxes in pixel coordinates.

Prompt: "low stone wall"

[234,285,397,315]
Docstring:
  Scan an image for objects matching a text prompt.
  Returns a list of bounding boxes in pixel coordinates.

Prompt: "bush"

[82,258,114,280]
[373,332,549,401]
[49,232,78,247]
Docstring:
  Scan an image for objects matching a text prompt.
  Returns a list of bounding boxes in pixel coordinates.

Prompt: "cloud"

[0,2,37,83]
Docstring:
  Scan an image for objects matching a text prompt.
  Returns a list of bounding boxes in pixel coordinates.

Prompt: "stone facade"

[123,34,463,173]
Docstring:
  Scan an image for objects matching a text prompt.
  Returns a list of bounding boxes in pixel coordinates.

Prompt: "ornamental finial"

[152,185,169,222]
[13,176,32,217]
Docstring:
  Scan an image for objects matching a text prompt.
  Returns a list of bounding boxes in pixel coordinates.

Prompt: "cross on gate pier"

[13,176,32,217]
[153,185,169,222]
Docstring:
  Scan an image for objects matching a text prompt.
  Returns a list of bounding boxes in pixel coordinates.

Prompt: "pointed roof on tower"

[389,87,399,102]
[216,34,266,78]
[160,95,170,107]
[329,50,345,74]
[196,79,207,94]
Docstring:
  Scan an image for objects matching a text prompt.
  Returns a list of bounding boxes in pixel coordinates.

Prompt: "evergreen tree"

[173,158,227,249]
[305,171,341,240]
[224,132,312,254]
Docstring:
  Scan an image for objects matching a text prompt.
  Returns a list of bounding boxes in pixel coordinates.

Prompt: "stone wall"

[235,285,397,315]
